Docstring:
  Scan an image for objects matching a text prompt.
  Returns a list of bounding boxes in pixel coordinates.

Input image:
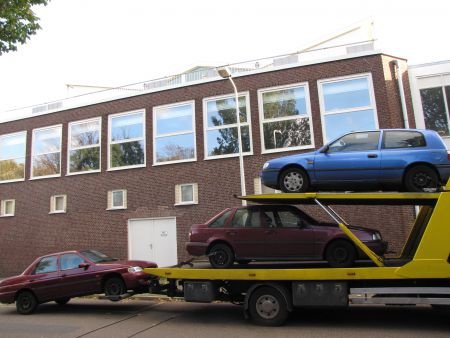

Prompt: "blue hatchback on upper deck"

[261,129,450,193]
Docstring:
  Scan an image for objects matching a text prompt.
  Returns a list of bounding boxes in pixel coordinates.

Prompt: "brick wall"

[0,53,416,276]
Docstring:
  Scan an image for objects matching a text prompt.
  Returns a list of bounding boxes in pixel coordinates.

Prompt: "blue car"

[261,129,450,193]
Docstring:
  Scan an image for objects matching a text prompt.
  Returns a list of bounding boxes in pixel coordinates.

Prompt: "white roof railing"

[0,39,377,124]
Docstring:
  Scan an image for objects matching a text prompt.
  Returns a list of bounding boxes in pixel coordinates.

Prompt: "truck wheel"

[325,240,356,268]
[16,291,38,315]
[104,277,126,299]
[208,244,234,268]
[404,165,439,192]
[279,168,309,193]
[249,286,289,326]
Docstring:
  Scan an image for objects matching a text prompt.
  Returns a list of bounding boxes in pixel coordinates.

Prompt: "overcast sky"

[0,0,449,115]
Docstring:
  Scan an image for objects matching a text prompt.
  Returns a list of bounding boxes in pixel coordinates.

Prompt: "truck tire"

[248,286,289,326]
[208,244,234,268]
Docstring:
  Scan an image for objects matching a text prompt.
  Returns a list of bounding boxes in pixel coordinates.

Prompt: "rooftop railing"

[0,40,376,123]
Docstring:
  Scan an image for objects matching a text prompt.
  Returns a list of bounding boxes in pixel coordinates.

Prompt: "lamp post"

[217,66,247,205]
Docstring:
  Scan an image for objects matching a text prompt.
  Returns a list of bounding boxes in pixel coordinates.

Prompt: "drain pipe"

[393,60,409,128]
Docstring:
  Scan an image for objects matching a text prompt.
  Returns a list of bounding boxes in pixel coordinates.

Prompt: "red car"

[186,205,387,268]
[0,249,157,314]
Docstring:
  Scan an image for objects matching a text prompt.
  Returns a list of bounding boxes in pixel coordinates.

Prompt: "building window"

[175,183,198,205]
[68,117,101,174]
[0,131,26,183]
[50,195,67,214]
[420,86,450,137]
[107,189,127,209]
[153,101,196,164]
[1,199,15,217]
[203,93,252,159]
[319,74,378,143]
[31,125,62,179]
[258,83,314,153]
[108,110,145,170]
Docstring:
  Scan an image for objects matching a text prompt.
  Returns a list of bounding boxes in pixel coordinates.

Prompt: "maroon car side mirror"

[78,263,90,270]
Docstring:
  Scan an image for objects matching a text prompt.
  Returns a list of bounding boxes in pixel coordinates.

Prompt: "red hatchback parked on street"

[0,249,157,314]
[186,205,387,268]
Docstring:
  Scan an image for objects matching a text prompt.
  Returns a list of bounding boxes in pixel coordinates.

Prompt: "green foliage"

[0,0,49,55]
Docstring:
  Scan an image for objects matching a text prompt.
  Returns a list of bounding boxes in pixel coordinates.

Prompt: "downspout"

[393,60,409,128]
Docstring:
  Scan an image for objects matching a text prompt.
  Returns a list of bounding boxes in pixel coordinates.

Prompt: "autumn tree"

[0,0,49,55]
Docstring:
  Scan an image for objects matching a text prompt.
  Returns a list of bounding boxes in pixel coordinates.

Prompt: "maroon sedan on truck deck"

[0,249,157,314]
[186,205,387,268]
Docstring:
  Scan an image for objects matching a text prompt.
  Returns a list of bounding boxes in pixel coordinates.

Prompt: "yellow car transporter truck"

[144,183,450,326]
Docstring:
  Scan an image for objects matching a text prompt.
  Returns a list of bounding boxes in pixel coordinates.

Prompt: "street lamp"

[216,66,247,205]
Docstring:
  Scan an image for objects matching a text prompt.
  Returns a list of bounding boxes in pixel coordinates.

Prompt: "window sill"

[0,214,14,217]
[49,211,66,214]
[106,207,127,211]
[174,202,198,206]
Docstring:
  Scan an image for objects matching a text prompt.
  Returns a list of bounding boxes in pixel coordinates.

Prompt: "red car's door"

[224,207,269,258]
[260,206,317,259]
[29,255,62,302]
[58,253,100,297]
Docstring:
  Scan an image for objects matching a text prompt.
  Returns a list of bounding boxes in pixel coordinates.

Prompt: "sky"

[0,0,449,116]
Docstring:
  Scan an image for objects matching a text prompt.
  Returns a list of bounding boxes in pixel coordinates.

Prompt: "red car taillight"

[448,151,450,160]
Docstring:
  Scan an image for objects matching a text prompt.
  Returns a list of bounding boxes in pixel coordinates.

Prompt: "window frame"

[67,117,102,176]
[318,73,379,143]
[30,124,63,180]
[153,100,197,166]
[50,194,67,214]
[419,85,450,137]
[203,92,253,160]
[258,82,315,154]
[107,109,146,171]
[175,183,198,206]
[1,199,15,217]
[107,189,127,210]
[0,130,27,184]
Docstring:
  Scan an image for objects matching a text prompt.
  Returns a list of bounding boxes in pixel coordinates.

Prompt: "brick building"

[0,51,416,276]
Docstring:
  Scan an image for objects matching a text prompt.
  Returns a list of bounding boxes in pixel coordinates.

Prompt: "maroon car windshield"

[80,250,117,263]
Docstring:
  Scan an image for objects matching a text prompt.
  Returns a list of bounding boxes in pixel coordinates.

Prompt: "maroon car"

[186,205,387,268]
[0,249,157,314]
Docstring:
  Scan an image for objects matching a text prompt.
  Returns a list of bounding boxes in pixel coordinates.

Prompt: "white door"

[128,217,178,267]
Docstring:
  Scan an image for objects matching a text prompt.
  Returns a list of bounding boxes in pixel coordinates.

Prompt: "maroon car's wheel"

[404,165,439,192]
[208,244,234,268]
[16,291,38,315]
[279,168,309,193]
[104,277,126,299]
[325,240,356,268]
[55,297,70,305]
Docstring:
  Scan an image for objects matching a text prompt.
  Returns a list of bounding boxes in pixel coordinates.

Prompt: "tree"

[0,0,49,55]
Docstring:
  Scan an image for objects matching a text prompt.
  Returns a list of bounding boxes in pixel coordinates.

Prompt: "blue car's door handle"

[367,154,378,158]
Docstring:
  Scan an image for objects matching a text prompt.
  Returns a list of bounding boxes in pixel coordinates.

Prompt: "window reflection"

[260,85,313,152]
[205,95,252,158]
[0,131,26,181]
[32,126,62,178]
[154,103,196,164]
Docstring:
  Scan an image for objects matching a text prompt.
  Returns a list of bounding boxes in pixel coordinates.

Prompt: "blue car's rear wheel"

[404,165,439,192]
[279,168,309,193]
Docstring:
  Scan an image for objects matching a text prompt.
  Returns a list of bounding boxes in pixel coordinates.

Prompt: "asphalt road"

[1,298,450,338]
